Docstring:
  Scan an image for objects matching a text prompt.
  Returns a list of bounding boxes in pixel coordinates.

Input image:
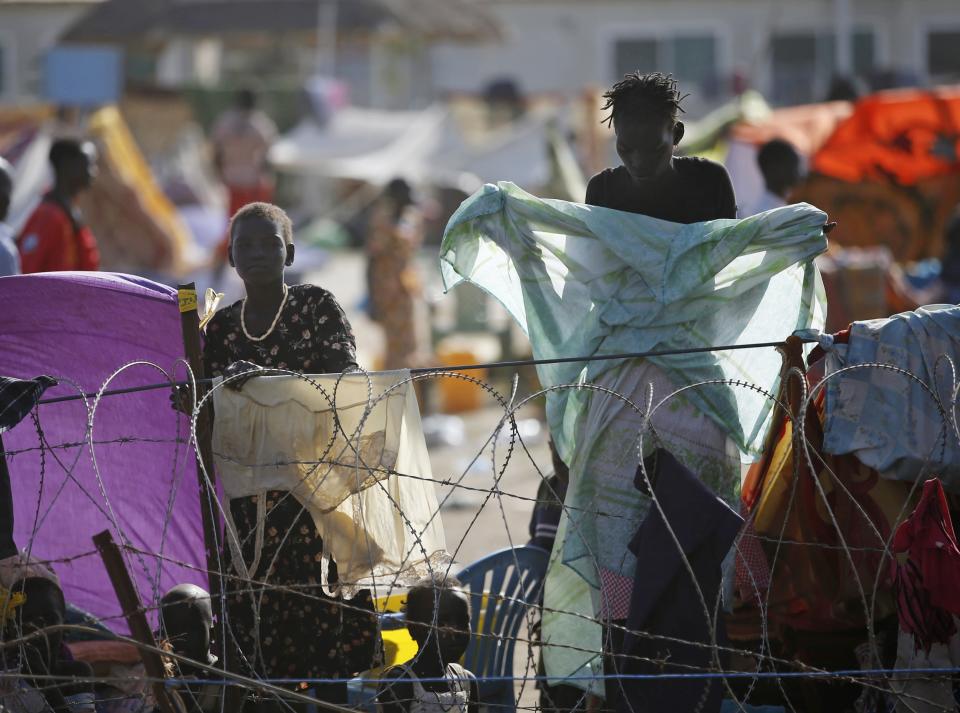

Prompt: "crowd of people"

[1,68,959,713]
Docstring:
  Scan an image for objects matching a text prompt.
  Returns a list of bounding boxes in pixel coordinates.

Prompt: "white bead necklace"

[240,283,289,342]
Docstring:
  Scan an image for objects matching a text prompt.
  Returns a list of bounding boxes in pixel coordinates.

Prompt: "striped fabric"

[0,375,57,434]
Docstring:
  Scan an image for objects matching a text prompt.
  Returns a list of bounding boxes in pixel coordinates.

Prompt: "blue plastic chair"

[347,545,549,712]
[457,544,550,711]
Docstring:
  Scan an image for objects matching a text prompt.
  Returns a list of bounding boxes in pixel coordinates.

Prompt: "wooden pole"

[93,530,179,713]
[176,284,224,630]
[176,283,244,710]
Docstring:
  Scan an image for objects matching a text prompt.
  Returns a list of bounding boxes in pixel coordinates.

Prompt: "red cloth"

[892,478,960,651]
[16,196,99,273]
[734,519,771,604]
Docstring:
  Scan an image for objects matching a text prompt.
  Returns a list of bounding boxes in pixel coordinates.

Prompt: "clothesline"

[8,669,958,687]
[34,339,794,406]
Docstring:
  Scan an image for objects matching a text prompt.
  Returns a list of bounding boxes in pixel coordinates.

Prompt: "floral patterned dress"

[203,284,379,689]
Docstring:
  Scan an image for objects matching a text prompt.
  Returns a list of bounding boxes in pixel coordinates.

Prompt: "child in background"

[157,584,219,713]
[5,576,96,712]
[746,138,804,216]
[377,576,478,713]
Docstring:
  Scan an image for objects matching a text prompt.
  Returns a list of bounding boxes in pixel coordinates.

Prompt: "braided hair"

[600,71,688,127]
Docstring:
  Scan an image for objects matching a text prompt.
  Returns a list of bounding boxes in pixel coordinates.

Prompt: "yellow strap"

[178,288,198,314]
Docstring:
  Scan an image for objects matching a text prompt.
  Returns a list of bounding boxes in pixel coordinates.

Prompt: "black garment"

[0,375,57,434]
[614,449,743,713]
[585,159,737,223]
[0,375,57,560]
[528,473,566,552]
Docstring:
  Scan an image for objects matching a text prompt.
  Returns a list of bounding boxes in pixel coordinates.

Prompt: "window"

[613,34,719,98]
[770,29,876,106]
[928,31,960,79]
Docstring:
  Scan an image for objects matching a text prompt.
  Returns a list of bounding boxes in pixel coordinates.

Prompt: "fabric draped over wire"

[211,371,447,596]
[439,182,828,691]
[816,305,960,485]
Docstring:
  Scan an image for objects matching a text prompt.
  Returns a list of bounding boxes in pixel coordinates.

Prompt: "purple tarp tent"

[0,272,208,631]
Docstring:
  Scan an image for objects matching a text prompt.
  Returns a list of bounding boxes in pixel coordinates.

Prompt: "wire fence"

[1,346,958,713]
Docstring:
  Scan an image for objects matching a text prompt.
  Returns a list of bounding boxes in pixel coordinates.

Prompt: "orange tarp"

[731,87,960,262]
[812,86,960,185]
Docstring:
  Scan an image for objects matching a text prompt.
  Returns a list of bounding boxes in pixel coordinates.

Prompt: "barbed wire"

[1,347,958,713]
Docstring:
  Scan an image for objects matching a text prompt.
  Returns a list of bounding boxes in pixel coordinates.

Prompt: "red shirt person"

[17,139,99,273]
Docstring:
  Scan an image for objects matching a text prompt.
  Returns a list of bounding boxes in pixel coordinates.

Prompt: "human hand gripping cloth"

[439,182,828,690]
[212,370,448,596]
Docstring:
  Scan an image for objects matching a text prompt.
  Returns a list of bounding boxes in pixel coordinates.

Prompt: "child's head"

[757,138,803,198]
[405,575,471,665]
[159,584,214,666]
[13,577,66,667]
[601,72,687,181]
[227,202,295,285]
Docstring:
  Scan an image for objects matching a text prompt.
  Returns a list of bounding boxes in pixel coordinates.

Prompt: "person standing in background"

[0,157,19,276]
[211,89,277,276]
[17,139,99,273]
[366,178,427,370]
[211,88,277,214]
[746,138,804,216]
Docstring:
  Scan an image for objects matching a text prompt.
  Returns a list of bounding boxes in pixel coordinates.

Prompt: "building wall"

[430,0,960,112]
[0,1,101,104]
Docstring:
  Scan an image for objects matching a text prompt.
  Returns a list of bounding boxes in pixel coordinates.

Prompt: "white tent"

[268,103,579,196]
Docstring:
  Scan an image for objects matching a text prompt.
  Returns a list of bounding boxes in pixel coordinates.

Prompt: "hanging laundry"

[817,305,960,485]
[889,478,960,713]
[892,478,960,650]
[619,449,742,713]
[440,181,827,688]
[740,388,908,634]
[211,370,447,596]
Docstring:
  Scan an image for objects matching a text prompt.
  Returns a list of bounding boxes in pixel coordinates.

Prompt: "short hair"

[229,202,294,246]
[601,71,688,128]
[48,138,89,171]
[405,574,470,627]
[757,138,801,175]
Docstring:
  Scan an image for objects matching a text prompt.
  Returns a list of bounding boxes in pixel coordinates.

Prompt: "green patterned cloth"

[439,181,827,691]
